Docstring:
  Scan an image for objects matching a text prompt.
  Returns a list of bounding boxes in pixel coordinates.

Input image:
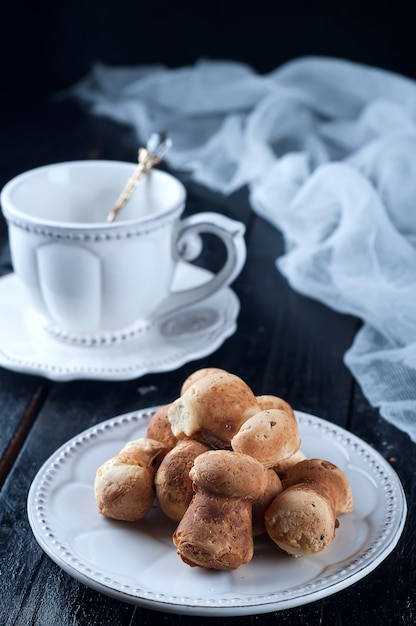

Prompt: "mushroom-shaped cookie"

[180,367,226,395]
[265,459,352,557]
[155,439,210,521]
[94,438,167,522]
[168,371,260,448]
[146,404,177,451]
[231,409,301,468]
[265,481,339,557]
[256,395,296,419]
[280,458,353,514]
[173,450,269,570]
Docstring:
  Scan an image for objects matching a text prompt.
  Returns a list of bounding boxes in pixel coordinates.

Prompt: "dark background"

[1,0,416,103]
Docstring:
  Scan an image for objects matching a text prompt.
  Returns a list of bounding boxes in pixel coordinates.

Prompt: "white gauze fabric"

[68,56,416,441]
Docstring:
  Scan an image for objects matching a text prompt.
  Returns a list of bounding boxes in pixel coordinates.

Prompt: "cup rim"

[0,160,186,231]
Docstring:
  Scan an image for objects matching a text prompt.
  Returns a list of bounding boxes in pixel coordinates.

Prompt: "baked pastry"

[94,438,167,522]
[253,396,306,473]
[146,403,177,451]
[231,408,301,467]
[265,458,352,556]
[251,468,283,536]
[180,367,226,395]
[273,449,308,475]
[256,394,296,419]
[154,439,210,521]
[173,450,269,569]
[168,370,260,448]
[94,367,354,568]
[265,481,339,556]
[280,458,353,514]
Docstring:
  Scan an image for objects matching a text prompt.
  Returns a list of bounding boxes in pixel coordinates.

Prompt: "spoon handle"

[106,132,172,223]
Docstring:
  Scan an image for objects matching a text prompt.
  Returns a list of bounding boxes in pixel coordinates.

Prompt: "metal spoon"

[106,131,172,223]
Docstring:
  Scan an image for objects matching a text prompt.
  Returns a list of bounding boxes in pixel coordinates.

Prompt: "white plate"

[0,265,239,381]
[27,408,407,616]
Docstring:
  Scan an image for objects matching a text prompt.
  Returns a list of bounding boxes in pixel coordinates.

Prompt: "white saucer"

[27,408,407,616]
[0,265,240,381]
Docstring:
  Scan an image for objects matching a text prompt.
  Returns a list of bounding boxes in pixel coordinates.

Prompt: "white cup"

[1,160,246,345]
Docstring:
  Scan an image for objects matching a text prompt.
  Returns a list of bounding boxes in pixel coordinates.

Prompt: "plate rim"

[27,408,408,616]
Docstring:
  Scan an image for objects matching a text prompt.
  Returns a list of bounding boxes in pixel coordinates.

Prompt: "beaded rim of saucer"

[0,268,239,381]
[44,305,221,347]
[44,318,153,347]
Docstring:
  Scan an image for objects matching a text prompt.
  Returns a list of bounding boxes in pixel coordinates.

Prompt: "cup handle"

[150,212,246,319]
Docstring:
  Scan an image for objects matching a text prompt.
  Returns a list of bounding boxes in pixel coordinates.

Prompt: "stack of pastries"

[95,368,353,570]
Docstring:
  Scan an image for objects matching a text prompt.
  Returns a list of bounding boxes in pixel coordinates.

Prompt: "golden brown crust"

[180,367,227,395]
[231,409,301,467]
[256,395,296,419]
[94,438,167,522]
[173,492,254,570]
[190,450,269,499]
[146,404,177,451]
[94,367,354,568]
[172,448,270,569]
[108,437,167,470]
[280,458,353,514]
[273,449,308,475]
[265,482,338,556]
[168,371,260,446]
[251,469,283,536]
[154,439,210,521]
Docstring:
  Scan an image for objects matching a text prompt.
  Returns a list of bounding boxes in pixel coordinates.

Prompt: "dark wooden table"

[0,96,414,626]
